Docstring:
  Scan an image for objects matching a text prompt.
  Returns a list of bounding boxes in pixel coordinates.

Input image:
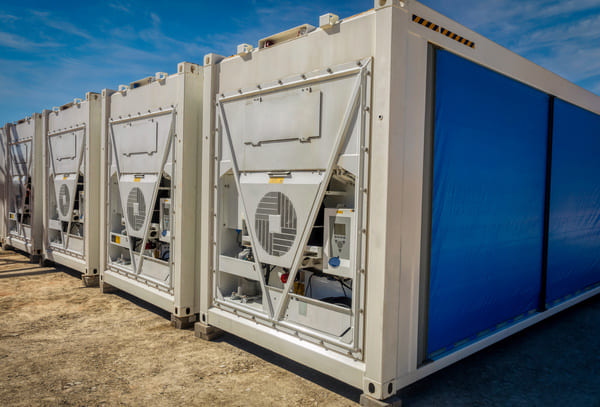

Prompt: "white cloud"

[427,0,600,95]
[108,1,134,14]
[0,31,61,50]
[0,13,18,23]
[30,10,92,40]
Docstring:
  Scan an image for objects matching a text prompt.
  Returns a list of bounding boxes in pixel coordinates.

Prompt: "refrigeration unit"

[41,93,103,285]
[0,125,7,245]
[198,1,600,404]
[100,62,203,327]
[4,115,43,260]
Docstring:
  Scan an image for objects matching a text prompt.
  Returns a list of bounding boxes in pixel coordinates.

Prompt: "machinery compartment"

[46,123,86,256]
[106,108,175,293]
[213,58,371,357]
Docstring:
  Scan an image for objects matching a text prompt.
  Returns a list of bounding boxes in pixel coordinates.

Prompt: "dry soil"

[1,248,599,406]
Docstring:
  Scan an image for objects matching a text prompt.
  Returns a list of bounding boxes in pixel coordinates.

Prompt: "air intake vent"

[127,187,146,232]
[255,192,297,256]
[59,184,70,217]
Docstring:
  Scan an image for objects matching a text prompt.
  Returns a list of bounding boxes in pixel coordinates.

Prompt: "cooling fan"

[126,187,146,233]
[58,184,70,218]
[254,191,297,257]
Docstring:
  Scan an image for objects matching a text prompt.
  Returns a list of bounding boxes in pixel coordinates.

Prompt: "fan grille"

[127,187,146,231]
[255,192,297,257]
[58,184,70,217]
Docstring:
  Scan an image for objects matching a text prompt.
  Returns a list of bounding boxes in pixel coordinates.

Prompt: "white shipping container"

[4,114,43,260]
[198,1,600,404]
[41,93,104,285]
[0,124,8,245]
[100,63,204,327]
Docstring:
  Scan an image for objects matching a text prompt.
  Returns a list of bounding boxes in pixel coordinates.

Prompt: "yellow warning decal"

[63,175,68,180]
[337,210,344,214]
[9,213,15,220]
[134,177,141,182]
[269,177,284,184]
[412,14,475,49]
[412,14,439,32]
[114,235,121,244]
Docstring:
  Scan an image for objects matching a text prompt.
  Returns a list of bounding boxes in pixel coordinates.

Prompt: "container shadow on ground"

[0,268,60,279]
[215,333,363,402]
[22,256,600,406]
[399,294,600,407]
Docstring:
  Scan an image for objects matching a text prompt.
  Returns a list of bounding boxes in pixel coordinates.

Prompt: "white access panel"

[41,93,103,277]
[4,114,43,259]
[100,63,203,321]
[199,1,600,403]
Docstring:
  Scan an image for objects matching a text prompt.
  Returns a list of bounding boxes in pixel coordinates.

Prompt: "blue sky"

[1,0,599,124]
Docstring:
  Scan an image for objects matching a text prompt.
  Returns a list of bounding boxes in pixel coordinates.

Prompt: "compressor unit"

[99,62,203,327]
[197,1,600,404]
[41,93,103,285]
[3,114,43,260]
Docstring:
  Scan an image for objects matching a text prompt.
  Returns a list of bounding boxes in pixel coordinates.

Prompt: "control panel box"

[159,198,171,242]
[323,208,355,278]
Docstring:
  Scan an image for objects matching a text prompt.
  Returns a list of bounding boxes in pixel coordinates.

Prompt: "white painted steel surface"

[200,0,600,401]
[42,93,103,275]
[0,125,7,244]
[5,114,43,257]
[100,62,203,317]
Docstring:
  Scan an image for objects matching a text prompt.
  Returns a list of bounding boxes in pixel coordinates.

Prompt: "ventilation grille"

[255,192,297,257]
[127,187,146,232]
[59,184,70,217]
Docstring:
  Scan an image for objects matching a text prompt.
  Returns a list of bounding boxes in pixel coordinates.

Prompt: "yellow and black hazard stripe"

[412,14,475,49]
[440,27,475,48]
[412,14,439,32]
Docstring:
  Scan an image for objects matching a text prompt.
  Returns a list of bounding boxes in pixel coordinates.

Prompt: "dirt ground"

[0,249,358,406]
[1,248,599,406]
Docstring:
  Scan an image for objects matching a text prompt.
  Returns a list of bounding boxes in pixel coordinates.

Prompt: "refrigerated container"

[100,63,203,327]
[4,114,43,260]
[197,1,600,404]
[41,93,103,285]
[0,124,7,245]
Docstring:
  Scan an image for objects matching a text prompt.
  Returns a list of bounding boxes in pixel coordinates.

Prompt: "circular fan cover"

[255,192,297,256]
[126,187,146,231]
[58,184,70,217]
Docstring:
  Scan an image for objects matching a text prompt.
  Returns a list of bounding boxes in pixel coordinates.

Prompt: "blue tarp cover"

[427,50,549,356]
[546,99,600,304]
